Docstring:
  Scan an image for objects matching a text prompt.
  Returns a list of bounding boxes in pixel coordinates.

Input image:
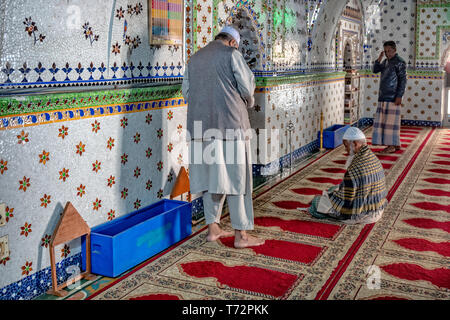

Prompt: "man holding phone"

[372,41,407,154]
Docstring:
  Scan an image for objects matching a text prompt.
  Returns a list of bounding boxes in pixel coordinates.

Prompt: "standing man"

[372,41,407,154]
[182,26,265,248]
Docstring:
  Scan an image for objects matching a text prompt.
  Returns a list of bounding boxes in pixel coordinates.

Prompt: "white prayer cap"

[220,26,240,44]
[343,127,366,141]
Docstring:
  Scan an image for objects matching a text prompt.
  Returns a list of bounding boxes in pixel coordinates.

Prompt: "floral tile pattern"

[0,1,183,89]
[0,91,188,298]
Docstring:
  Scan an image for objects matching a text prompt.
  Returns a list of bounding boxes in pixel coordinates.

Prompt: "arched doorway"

[220,4,264,71]
[338,0,363,125]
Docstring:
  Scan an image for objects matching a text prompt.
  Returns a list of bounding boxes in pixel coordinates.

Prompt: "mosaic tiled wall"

[187,0,269,69]
[252,73,345,164]
[1,1,445,82]
[415,1,450,69]
[269,0,309,70]
[361,70,445,122]
[362,0,417,70]
[309,0,344,68]
[187,0,347,72]
[360,0,448,123]
[247,73,346,164]
[1,0,449,299]
[0,0,184,89]
[0,86,189,295]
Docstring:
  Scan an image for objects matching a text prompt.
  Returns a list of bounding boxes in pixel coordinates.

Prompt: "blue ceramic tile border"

[0,98,187,131]
[358,117,441,128]
[0,253,83,300]
[400,119,442,127]
[191,197,205,222]
[0,62,183,89]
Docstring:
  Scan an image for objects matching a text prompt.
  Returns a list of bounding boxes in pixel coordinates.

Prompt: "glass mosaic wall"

[0,0,448,299]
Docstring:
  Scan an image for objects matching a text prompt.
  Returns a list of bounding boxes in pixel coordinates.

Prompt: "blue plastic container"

[82,199,192,277]
[318,124,350,149]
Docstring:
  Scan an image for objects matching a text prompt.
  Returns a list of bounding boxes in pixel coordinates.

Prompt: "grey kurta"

[182,40,255,195]
[188,139,252,195]
[182,40,255,140]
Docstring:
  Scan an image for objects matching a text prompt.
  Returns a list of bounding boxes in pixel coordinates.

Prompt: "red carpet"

[376,155,399,161]
[307,177,342,184]
[417,189,450,197]
[380,263,450,289]
[219,237,324,265]
[291,187,323,196]
[434,153,450,159]
[272,200,311,209]
[371,148,405,154]
[401,130,421,134]
[427,168,450,174]
[369,296,409,300]
[402,218,450,233]
[180,260,299,298]
[320,168,346,174]
[129,294,180,300]
[410,202,450,213]
[392,238,450,257]
[382,163,393,170]
[85,126,450,301]
[254,216,342,239]
[400,134,417,138]
[423,178,450,184]
[432,160,450,166]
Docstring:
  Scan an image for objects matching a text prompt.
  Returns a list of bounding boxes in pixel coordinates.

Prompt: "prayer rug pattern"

[87,127,449,300]
[324,127,450,300]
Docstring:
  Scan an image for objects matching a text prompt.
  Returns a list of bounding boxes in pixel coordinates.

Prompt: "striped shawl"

[328,145,388,216]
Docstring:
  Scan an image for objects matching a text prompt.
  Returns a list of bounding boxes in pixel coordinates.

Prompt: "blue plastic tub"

[318,124,350,149]
[82,199,192,277]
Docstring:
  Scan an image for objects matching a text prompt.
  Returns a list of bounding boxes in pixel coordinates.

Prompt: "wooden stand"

[170,166,191,202]
[47,202,96,297]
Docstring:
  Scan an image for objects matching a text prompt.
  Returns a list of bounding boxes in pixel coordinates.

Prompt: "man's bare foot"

[234,231,265,249]
[379,146,396,154]
[206,223,234,242]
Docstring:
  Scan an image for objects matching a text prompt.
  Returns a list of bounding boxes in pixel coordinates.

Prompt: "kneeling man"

[308,127,388,224]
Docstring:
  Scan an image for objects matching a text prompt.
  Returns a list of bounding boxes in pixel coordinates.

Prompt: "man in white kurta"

[182,26,264,248]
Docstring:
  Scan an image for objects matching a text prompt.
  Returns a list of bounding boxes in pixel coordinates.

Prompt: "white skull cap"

[343,127,366,141]
[220,26,240,44]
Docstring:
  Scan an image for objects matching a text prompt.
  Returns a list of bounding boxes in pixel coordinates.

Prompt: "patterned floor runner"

[321,127,450,300]
[69,126,448,300]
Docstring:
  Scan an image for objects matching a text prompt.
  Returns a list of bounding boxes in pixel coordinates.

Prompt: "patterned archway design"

[214,0,266,70]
